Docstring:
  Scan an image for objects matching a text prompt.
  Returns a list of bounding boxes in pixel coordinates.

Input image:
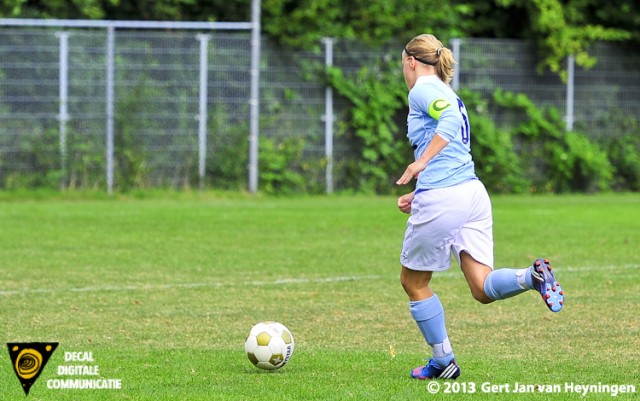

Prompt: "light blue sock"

[410,294,454,369]
[483,267,534,301]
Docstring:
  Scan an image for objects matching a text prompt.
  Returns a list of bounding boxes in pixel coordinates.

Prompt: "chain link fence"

[1,21,638,192]
[0,20,254,192]
[455,38,640,136]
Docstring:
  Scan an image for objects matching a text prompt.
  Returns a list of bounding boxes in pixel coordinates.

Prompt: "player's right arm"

[396,134,449,185]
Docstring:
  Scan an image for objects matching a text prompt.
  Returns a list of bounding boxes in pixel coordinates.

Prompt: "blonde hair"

[404,34,455,84]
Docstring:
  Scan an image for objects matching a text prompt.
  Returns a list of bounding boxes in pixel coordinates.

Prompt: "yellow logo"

[7,342,58,395]
[428,98,452,120]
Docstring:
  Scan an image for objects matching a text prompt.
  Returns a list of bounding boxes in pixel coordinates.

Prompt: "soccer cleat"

[531,258,564,312]
[410,359,460,380]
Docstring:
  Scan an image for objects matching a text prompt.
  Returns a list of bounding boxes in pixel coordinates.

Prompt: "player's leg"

[400,185,472,380]
[458,251,493,304]
[450,179,519,303]
[458,247,565,312]
[459,251,535,302]
[450,179,554,307]
[400,265,433,301]
[401,267,460,380]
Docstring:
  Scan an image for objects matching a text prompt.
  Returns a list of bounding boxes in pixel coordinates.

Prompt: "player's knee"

[400,272,421,297]
[400,266,433,299]
[471,287,493,304]
[400,275,415,296]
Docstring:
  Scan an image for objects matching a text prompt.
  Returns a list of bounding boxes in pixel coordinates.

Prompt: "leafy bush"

[605,134,640,191]
[2,128,62,189]
[206,106,250,191]
[458,89,529,193]
[548,131,613,192]
[494,89,614,192]
[1,127,104,190]
[258,137,307,195]
[326,65,617,194]
[327,64,409,194]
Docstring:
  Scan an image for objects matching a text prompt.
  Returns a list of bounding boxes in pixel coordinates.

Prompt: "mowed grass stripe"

[1,263,639,296]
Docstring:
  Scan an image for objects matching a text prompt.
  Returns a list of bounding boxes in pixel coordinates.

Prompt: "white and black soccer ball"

[244,322,295,370]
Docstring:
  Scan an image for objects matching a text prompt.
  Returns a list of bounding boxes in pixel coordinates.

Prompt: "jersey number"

[456,98,470,144]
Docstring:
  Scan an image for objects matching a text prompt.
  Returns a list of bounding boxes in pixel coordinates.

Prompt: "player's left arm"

[397,191,415,214]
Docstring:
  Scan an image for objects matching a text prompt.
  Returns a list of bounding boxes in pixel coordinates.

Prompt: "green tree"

[261,0,472,49]
[490,0,633,78]
[0,0,115,19]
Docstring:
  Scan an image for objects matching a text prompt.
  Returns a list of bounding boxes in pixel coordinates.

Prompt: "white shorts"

[400,179,494,271]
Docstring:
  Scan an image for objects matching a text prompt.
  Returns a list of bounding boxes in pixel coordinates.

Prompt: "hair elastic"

[404,46,438,66]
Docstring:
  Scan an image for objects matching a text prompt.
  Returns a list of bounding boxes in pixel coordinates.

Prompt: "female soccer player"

[396,34,564,380]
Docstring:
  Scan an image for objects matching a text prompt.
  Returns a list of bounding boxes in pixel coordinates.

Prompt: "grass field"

[0,192,638,400]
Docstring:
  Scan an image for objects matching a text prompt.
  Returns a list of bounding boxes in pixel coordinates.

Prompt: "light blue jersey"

[406,75,476,190]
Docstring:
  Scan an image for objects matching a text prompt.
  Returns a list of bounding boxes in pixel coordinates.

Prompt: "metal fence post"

[565,55,575,131]
[451,38,461,91]
[322,37,334,194]
[196,34,210,190]
[106,24,115,195]
[56,31,70,189]
[248,0,261,194]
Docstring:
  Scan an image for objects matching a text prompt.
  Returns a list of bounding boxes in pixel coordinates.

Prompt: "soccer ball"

[244,322,294,370]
